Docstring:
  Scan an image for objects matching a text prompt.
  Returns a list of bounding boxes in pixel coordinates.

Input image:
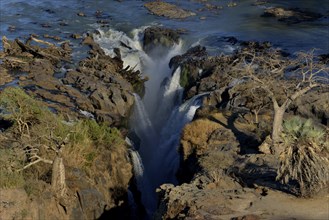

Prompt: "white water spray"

[95,27,206,215]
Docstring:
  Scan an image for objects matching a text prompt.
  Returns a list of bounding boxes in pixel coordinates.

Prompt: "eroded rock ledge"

[1,34,146,127]
[0,34,146,219]
[155,39,329,220]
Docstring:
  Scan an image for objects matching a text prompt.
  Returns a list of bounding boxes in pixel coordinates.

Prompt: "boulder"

[143,27,180,53]
[292,90,329,126]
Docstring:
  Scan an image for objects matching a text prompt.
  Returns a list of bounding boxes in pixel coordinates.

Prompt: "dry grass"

[0,87,126,190]
[181,118,220,159]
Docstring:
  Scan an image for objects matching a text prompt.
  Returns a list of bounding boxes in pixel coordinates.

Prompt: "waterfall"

[129,149,144,180]
[95,27,206,216]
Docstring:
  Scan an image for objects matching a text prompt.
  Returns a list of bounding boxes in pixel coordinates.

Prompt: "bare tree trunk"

[51,155,67,197]
[271,106,285,155]
[253,109,259,124]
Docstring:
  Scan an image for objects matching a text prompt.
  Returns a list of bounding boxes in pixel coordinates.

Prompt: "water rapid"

[94,27,205,215]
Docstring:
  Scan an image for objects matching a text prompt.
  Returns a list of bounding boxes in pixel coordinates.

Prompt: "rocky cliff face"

[1,34,145,127]
[155,40,329,220]
[0,145,133,220]
[0,35,141,219]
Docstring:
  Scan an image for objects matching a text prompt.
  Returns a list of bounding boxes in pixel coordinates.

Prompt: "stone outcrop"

[143,27,180,53]
[293,89,329,126]
[262,7,323,24]
[155,112,263,219]
[1,34,145,126]
[0,145,133,220]
[0,35,139,219]
[144,1,196,19]
[155,39,329,219]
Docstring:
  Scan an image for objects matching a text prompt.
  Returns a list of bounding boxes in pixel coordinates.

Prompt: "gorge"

[0,1,328,220]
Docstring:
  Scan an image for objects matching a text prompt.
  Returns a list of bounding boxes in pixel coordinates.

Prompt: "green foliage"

[179,66,189,88]
[0,87,126,185]
[66,119,125,170]
[0,147,25,189]
[0,87,49,136]
[282,117,325,146]
[71,119,124,147]
[277,117,329,197]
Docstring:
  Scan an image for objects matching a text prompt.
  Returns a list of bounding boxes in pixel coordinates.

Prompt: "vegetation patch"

[0,87,126,193]
[276,117,329,197]
[179,65,190,88]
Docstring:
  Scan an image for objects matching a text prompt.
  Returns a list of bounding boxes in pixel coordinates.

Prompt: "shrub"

[0,87,126,181]
[179,65,189,88]
[276,117,329,197]
[0,148,25,189]
[0,87,49,136]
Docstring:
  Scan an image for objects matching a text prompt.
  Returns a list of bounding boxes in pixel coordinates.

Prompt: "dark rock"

[76,189,105,219]
[319,54,329,64]
[143,27,180,53]
[59,21,69,26]
[41,23,51,28]
[44,9,55,14]
[232,214,261,220]
[95,10,103,18]
[63,35,144,125]
[7,25,16,32]
[170,45,207,69]
[292,90,329,126]
[95,10,111,19]
[97,20,110,24]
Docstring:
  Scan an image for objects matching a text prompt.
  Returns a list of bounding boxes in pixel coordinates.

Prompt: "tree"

[233,82,271,124]
[234,49,329,154]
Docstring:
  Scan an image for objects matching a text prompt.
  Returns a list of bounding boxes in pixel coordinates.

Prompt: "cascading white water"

[129,149,144,180]
[94,27,206,215]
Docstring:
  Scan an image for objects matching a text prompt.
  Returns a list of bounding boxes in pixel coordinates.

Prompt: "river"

[1,0,328,53]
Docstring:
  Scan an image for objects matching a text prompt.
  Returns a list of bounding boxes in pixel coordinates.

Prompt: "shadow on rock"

[207,112,260,154]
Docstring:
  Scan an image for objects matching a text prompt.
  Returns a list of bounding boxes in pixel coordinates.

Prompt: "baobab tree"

[235,48,329,154]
